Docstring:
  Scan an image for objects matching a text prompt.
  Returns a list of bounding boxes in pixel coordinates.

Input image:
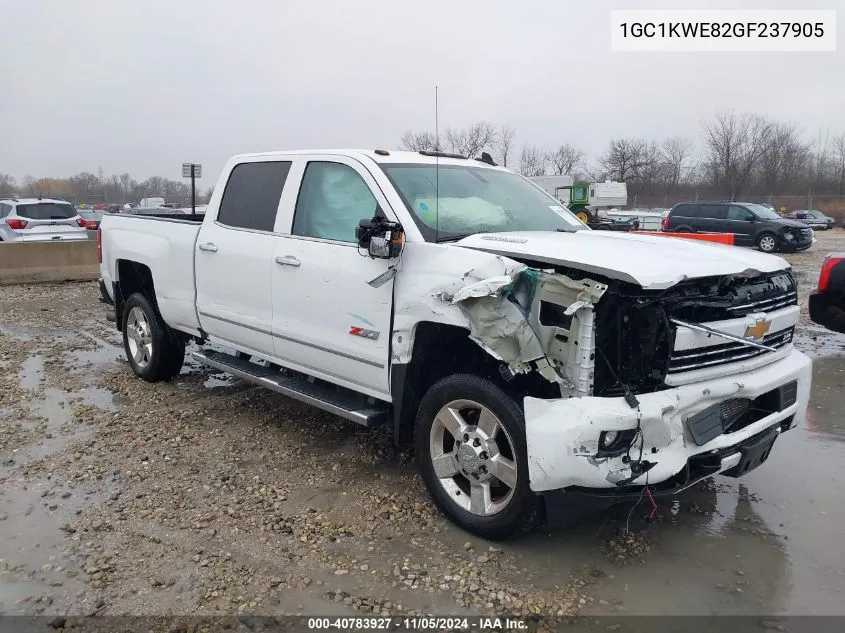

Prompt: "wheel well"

[114,260,156,330]
[390,322,558,448]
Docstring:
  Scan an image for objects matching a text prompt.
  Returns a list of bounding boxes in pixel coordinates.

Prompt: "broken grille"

[669,327,794,374]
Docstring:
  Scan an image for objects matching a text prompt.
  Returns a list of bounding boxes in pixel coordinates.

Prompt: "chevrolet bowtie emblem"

[744,318,771,341]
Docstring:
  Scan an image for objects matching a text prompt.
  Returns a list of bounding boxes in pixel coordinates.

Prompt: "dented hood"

[454,230,790,290]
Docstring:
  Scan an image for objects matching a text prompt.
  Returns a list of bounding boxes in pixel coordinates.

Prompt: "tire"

[674,226,693,233]
[575,210,593,224]
[122,292,185,382]
[415,374,542,540]
[756,232,778,253]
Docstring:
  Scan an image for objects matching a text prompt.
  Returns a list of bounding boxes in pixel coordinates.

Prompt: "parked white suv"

[0,198,89,242]
[99,149,812,539]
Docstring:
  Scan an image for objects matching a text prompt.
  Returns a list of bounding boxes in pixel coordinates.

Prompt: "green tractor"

[555,183,592,223]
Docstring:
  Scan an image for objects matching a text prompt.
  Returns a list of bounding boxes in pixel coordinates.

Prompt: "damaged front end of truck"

[393,247,811,496]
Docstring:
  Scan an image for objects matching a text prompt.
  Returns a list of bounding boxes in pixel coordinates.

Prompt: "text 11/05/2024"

[306,616,529,630]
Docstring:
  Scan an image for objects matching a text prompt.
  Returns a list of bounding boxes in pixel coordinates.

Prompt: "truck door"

[195,160,292,354]
[270,157,397,399]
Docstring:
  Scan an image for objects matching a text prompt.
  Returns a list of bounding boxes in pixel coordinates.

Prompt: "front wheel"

[415,374,542,539]
[122,293,185,382]
[757,232,778,253]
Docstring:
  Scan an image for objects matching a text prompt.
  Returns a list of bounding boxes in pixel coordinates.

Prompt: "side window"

[727,205,753,221]
[217,161,291,232]
[292,162,377,243]
[675,204,699,218]
[701,204,727,219]
[0,204,9,218]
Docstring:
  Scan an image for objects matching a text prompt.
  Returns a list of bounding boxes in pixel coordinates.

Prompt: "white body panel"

[99,214,202,335]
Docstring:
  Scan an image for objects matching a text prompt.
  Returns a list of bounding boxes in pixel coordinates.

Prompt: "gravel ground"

[1,229,844,630]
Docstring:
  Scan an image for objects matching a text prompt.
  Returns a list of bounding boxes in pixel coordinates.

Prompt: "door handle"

[198,242,218,252]
[275,255,301,267]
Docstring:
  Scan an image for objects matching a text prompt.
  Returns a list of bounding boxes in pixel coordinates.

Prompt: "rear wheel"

[122,293,185,382]
[757,232,778,253]
[415,374,542,539]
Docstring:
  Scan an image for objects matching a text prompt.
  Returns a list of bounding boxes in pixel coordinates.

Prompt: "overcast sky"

[1,0,842,182]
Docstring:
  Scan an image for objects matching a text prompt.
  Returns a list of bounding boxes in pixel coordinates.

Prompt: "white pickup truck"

[99,149,812,539]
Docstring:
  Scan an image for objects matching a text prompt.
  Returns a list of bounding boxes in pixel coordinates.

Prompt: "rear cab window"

[217,161,292,232]
[16,203,76,219]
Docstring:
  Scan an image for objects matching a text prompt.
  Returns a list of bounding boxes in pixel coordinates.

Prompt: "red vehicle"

[809,253,845,333]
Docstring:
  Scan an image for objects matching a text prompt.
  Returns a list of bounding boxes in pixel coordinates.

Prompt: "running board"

[191,349,390,427]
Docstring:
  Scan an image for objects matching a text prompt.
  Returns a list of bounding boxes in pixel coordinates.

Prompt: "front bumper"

[524,348,811,493]
[780,235,814,251]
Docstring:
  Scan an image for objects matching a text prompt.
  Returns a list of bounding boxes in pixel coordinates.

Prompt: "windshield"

[16,203,76,220]
[745,203,782,220]
[380,164,586,241]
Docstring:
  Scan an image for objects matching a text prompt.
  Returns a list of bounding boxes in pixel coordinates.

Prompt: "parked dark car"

[662,201,814,253]
[785,209,836,230]
[809,253,845,333]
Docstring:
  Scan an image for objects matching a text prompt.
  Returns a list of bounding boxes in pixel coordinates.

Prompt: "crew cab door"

[270,157,397,399]
[195,160,292,353]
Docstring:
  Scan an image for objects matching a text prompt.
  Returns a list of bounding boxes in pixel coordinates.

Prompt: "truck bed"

[99,213,203,335]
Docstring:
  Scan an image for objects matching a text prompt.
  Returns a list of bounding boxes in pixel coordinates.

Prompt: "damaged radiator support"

[441,260,607,397]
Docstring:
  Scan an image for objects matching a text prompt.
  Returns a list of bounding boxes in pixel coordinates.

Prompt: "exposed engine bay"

[440,256,798,401]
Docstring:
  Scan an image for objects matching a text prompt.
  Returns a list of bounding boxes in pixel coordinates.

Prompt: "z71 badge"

[349,326,379,340]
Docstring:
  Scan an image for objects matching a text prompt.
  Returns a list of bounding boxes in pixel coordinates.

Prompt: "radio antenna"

[435,85,440,244]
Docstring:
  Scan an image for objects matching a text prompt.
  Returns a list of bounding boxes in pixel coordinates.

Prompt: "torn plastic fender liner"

[453,294,545,371]
[444,263,607,384]
[523,349,812,492]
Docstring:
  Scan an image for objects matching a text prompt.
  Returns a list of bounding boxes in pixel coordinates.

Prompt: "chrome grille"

[726,290,798,315]
[669,327,794,374]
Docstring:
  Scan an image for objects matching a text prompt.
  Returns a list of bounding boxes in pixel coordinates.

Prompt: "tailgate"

[18,224,89,241]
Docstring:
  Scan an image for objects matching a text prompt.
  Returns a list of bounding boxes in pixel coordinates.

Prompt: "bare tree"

[833,132,845,195]
[547,144,584,175]
[21,175,37,196]
[702,111,772,199]
[443,121,498,158]
[757,122,809,194]
[495,125,515,167]
[660,137,694,194]
[597,138,660,182]
[0,173,16,197]
[811,129,831,186]
[519,145,547,177]
[400,130,439,152]
[119,173,134,199]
